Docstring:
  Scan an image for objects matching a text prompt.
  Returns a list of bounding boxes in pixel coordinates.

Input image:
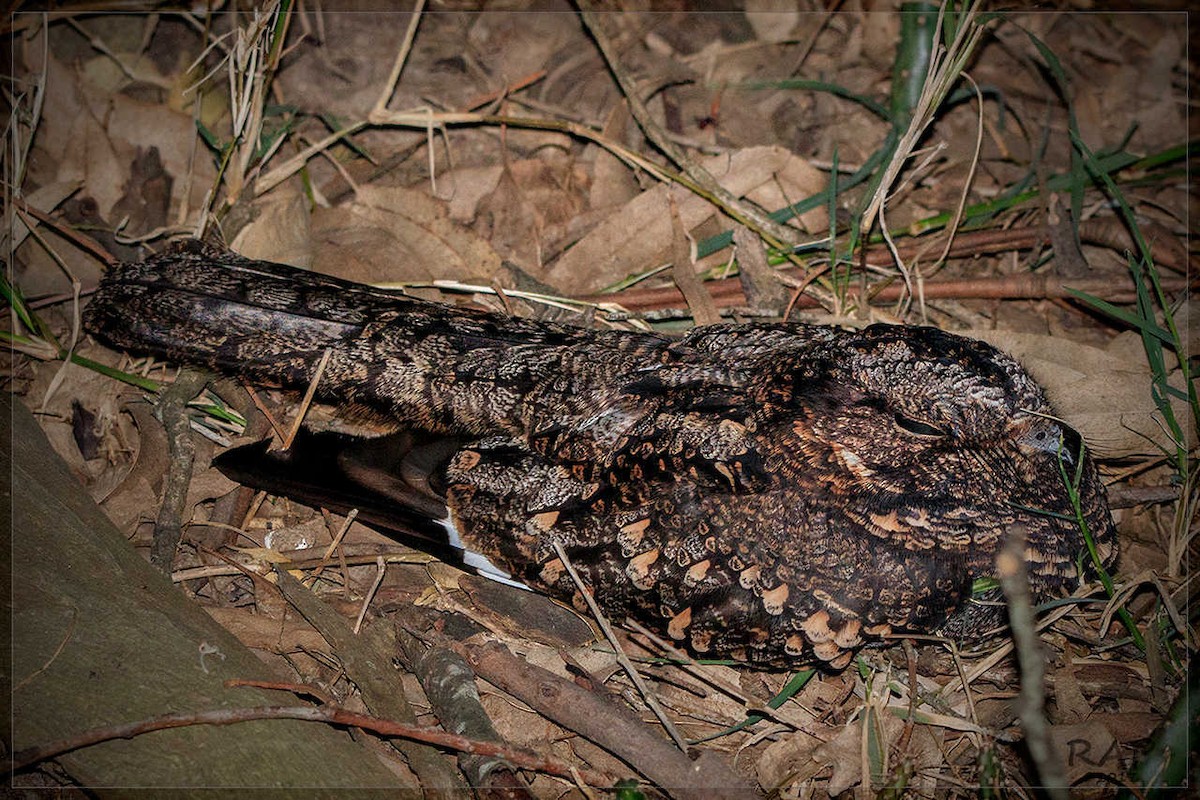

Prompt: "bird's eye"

[893,413,946,437]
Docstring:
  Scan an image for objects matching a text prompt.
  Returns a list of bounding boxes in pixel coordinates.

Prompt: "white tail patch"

[438,515,529,591]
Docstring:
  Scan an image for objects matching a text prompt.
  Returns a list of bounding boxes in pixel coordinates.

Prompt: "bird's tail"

[83,240,425,390]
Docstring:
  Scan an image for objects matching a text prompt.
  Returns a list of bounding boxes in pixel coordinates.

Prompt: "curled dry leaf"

[99,402,167,534]
[755,728,827,791]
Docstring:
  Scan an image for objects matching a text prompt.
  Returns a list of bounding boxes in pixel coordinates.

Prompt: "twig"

[997,526,1069,799]
[461,69,546,112]
[281,347,331,450]
[395,619,532,796]
[371,0,427,117]
[623,618,815,731]
[271,567,468,792]
[170,548,436,584]
[352,556,386,634]
[590,269,1193,316]
[224,678,334,706]
[151,369,210,572]
[552,542,688,752]
[241,382,287,441]
[307,508,358,584]
[932,74,985,270]
[15,200,118,267]
[460,640,755,800]
[13,606,77,692]
[7,704,613,785]
[575,3,799,249]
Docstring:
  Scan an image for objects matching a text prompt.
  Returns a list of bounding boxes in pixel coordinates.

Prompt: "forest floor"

[6,2,1195,797]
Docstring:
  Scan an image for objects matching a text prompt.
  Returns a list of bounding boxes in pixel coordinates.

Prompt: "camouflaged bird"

[84,241,1117,668]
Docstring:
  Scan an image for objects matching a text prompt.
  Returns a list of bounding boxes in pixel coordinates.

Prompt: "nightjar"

[83,241,1118,668]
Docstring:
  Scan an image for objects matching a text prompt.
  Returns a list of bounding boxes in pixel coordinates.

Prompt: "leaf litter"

[5,4,1192,797]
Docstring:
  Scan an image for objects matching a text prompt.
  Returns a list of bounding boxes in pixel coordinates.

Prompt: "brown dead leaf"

[434,165,504,223]
[100,402,167,534]
[1052,651,1092,724]
[589,105,641,212]
[311,185,502,285]
[184,466,241,513]
[473,164,543,271]
[967,330,1193,457]
[1051,721,1120,785]
[814,717,873,796]
[743,2,799,45]
[544,146,827,293]
[756,729,827,792]
[12,181,81,252]
[230,183,314,269]
[36,54,125,218]
[1097,711,1163,744]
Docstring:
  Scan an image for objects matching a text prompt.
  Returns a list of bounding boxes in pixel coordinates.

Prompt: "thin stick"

[624,618,814,730]
[307,508,359,584]
[7,704,614,785]
[933,74,985,269]
[170,549,437,584]
[281,347,332,450]
[15,200,117,266]
[550,542,689,752]
[223,678,334,706]
[998,526,1069,798]
[239,490,269,530]
[371,0,427,116]
[575,3,798,250]
[241,383,287,441]
[668,190,720,326]
[353,556,387,634]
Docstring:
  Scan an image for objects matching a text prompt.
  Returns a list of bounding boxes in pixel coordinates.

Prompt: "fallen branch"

[592,268,1193,314]
[150,368,210,572]
[459,640,758,800]
[272,567,468,793]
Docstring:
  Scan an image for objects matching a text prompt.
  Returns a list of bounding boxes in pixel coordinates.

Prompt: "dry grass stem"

[551,541,690,752]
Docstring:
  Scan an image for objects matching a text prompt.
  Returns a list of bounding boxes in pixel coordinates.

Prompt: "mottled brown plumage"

[84,241,1117,667]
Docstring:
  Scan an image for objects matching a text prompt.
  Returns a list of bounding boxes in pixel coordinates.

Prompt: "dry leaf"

[589,105,641,212]
[967,330,1193,457]
[744,2,799,45]
[756,729,827,792]
[814,718,871,796]
[230,183,314,269]
[183,466,241,512]
[311,185,502,285]
[544,146,828,293]
[1051,721,1120,785]
[434,165,504,223]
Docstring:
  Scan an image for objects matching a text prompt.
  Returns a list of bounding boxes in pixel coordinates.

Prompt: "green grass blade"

[890,2,939,130]
[1063,289,1174,346]
[1,272,39,332]
[689,669,815,744]
[742,78,891,122]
